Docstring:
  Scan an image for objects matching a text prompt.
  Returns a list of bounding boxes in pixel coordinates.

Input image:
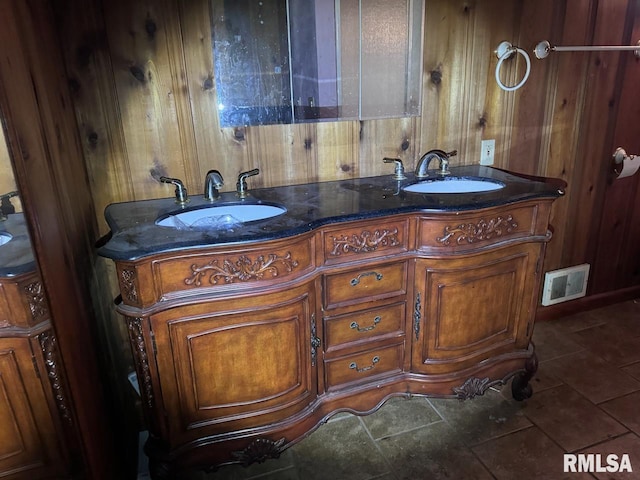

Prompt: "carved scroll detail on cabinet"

[24,281,48,321]
[231,437,286,467]
[310,313,320,367]
[126,317,154,409]
[38,330,72,424]
[329,228,400,256]
[413,293,421,340]
[452,376,495,400]
[120,269,139,303]
[184,252,299,286]
[437,215,518,245]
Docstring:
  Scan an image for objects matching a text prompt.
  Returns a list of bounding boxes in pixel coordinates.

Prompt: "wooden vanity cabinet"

[0,272,73,479]
[147,282,317,446]
[113,200,555,478]
[411,242,542,376]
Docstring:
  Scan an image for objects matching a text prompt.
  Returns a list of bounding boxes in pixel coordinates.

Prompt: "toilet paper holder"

[613,147,637,165]
[613,147,640,179]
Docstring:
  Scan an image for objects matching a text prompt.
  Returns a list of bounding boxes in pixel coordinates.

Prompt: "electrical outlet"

[480,139,495,165]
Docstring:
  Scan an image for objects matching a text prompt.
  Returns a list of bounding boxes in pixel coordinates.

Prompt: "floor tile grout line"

[537,346,587,365]
[356,415,396,478]
[369,418,446,442]
[467,442,499,480]
[516,381,632,454]
[570,431,638,454]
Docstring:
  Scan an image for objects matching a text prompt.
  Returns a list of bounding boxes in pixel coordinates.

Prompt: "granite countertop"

[0,213,37,277]
[97,165,565,261]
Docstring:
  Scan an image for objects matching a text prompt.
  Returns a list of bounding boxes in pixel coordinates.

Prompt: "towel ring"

[495,41,531,91]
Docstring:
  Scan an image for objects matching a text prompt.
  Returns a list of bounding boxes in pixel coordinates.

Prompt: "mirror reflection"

[0,119,35,275]
[210,0,424,127]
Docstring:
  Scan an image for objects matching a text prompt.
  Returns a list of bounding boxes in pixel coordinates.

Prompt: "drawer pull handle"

[350,271,383,286]
[350,316,381,332]
[349,356,380,372]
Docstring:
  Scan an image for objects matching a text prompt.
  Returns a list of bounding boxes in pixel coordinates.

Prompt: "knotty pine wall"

[53,0,639,297]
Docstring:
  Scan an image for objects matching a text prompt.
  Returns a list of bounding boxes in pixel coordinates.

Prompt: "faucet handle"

[383,158,407,180]
[236,168,260,198]
[159,176,189,204]
[438,150,457,175]
[0,191,18,221]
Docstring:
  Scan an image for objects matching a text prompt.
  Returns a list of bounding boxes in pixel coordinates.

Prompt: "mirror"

[210,0,424,127]
[0,116,35,275]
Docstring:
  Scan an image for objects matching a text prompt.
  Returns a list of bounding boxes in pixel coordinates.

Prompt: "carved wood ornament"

[437,215,518,245]
[38,331,72,424]
[330,228,399,256]
[184,252,299,286]
[120,268,139,303]
[452,376,494,400]
[231,437,286,467]
[24,281,48,321]
[126,317,154,409]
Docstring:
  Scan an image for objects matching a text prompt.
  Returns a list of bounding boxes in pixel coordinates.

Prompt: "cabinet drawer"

[324,343,404,391]
[416,204,542,254]
[321,217,410,265]
[323,302,405,352]
[146,235,314,304]
[323,262,408,309]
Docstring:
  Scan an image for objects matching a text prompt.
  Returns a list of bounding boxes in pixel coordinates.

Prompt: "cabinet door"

[150,283,317,445]
[411,243,542,375]
[0,338,64,478]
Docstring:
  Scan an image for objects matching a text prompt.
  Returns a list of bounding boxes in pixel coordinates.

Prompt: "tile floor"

[138,299,640,479]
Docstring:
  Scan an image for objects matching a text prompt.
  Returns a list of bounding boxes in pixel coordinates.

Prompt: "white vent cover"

[541,264,590,306]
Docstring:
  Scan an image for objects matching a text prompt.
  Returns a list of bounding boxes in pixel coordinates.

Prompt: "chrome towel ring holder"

[494,41,531,92]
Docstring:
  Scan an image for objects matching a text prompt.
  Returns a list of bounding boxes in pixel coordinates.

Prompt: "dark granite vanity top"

[97,165,565,261]
[0,213,36,277]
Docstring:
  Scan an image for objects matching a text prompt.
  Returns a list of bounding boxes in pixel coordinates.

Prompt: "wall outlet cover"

[480,139,495,165]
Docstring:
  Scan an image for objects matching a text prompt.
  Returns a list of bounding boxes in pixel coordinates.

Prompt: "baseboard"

[535,284,640,322]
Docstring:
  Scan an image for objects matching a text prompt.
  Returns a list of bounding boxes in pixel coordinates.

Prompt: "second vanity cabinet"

[110,194,556,478]
[0,270,74,479]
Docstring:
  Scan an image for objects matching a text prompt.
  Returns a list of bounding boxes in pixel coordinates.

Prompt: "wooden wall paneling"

[53,2,141,470]
[53,0,134,236]
[420,0,470,153]
[315,121,360,181]
[538,1,595,273]
[244,123,316,188]
[158,0,202,194]
[179,0,241,191]
[591,1,640,293]
[479,0,520,170]
[562,0,630,275]
[359,117,418,177]
[0,0,121,477]
[103,0,194,201]
[616,5,640,288]
[457,0,500,167]
[506,0,557,176]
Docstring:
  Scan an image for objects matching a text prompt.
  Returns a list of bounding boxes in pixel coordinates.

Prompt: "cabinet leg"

[511,350,538,401]
[144,435,175,480]
[148,459,174,480]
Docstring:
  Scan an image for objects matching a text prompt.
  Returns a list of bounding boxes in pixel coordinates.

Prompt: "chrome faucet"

[415,149,457,179]
[203,170,224,201]
[159,176,189,204]
[236,168,260,198]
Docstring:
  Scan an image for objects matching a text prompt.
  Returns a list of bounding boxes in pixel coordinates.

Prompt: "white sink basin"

[156,203,287,228]
[403,177,505,194]
[0,232,12,246]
